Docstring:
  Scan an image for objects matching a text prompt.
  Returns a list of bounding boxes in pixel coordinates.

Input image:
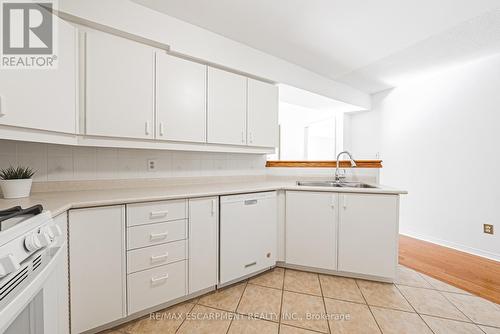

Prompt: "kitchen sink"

[296,181,378,188]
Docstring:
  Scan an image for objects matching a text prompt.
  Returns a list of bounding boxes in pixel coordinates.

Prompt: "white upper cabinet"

[338,194,399,279]
[247,79,278,147]
[156,54,207,143]
[0,17,76,134]
[84,29,154,139]
[207,67,247,145]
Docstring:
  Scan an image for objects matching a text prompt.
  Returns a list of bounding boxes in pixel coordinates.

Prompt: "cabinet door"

[156,54,207,143]
[0,17,76,134]
[85,29,154,139]
[207,67,247,145]
[188,197,218,293]
[286,191,337,270]
[338,194,398,279]
[69,206,126,333]
[247,79,278,147]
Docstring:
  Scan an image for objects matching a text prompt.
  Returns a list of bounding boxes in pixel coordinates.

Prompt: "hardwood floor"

[399,235,500,304]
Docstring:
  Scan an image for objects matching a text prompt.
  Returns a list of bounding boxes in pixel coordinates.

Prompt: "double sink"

[296,181,377,189]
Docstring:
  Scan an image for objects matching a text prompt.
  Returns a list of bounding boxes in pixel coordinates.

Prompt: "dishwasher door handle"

[244,199,258,205]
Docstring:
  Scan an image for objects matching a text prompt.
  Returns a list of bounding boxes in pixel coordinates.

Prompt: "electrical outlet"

[483,224,494,235]
[147,159,156,171]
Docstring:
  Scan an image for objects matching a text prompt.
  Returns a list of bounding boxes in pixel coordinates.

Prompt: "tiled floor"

[104,265,500,334]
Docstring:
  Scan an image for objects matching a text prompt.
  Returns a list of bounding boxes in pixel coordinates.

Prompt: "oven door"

[0,241,67,334]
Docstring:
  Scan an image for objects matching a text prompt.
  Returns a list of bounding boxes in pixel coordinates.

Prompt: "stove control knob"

[48,225,62,238]
[25,233,42,251]
[37,231,51,247]
[0,254,21,277]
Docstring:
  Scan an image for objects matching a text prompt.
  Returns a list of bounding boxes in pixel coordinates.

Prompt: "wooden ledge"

[265,160,382,168]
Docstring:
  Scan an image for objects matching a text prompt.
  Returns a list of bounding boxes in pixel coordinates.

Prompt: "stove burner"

[0,205,44,231]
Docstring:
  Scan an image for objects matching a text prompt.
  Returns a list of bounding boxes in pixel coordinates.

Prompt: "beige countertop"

[0,178,407,217]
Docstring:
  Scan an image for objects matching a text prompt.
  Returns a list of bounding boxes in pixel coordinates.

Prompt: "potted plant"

[0,166,36,199]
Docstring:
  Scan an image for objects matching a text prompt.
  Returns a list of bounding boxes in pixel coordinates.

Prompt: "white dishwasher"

[220,191,277,285]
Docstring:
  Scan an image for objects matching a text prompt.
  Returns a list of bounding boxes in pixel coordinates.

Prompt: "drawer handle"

[150,231,169,240]
[151,252,169,261]
[244,261,257,268]
[244,200,257,205]
[151,274,169,283]
[150,210,169,218]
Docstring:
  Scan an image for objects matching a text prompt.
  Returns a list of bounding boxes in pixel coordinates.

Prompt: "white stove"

[0,206,66,333]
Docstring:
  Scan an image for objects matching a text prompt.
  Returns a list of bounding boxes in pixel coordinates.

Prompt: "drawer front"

[127,220,186,250]
[127,240,187,274]
[127,200,187,227]
[127,261,186,315]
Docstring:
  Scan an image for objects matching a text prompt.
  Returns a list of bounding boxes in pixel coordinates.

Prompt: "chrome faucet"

[335,151,357,182]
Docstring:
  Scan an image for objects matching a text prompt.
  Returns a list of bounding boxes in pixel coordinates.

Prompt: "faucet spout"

[335,151,356,182]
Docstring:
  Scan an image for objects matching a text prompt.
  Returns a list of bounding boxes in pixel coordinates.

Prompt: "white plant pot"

[0,179,33,199]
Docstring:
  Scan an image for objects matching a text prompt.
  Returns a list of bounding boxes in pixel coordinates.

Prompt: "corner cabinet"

[207,67,248,145]
[285,191,338,270]
[156,54,207,143]
[247,79,279,147]
[68,206,126,334]
[84,29,155,139]
[338,193,398,279]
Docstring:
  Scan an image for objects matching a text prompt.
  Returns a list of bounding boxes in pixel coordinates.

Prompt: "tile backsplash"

[0,140,267,182]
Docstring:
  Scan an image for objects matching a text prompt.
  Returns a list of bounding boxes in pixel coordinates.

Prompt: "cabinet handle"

[244,261,257,268]
[249,132,253,143]
[211,199,216,216]
[331,195,335,209]
[151,252,169,261]
[159,122,165,136]
[241,131,245,143]
[145,121,151,135]
[343,195,347,209]
[150,231,168,240]
[244,199,258,205]
[151,274,169,283]
[150,210,169,218]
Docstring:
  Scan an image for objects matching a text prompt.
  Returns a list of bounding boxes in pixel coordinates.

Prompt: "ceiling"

[133,0,500,93]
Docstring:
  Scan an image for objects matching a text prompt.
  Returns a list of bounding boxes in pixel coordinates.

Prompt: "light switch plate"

[147,159,156,171]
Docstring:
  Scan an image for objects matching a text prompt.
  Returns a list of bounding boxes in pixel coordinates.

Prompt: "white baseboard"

[400,232,500,262]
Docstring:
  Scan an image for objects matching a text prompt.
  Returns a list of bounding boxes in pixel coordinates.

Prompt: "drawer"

[127,220,186,250]
[127,261,186,315]
[127,199,187,227]
[127,240,187,274]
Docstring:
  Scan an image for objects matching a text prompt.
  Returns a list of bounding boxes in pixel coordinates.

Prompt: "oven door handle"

[0,242,66,333]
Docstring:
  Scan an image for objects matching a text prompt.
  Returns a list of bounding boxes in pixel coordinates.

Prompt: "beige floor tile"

[420,274,471,294]
[371,307,433,334]
[480,325,500,334]
[177,305,233,334]
[421,315,484,334]
[398,285,469,321]
[443,292,500,327]
[396,266,433,288]
[319,274,365,303]
[281,291,329,333]
[356,280,413,311]
[284,269,322,296]
[198,282,246,312]
[249,267,284,289]
[237,284,282,322]
[118,302,195,334]
[227,316,279,334]
[324,298,380,334]
[279,324,322,333]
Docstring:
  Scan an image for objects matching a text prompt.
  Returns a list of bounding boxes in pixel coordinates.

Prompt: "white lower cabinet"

[285,191,338,270]
[127,261,187,314]
[188,197,218,294]
[68,206,126,334]
[220,192,277,284]
[338,193,399,279]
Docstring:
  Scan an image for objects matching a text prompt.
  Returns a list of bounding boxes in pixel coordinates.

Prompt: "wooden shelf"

[265,160,383,168]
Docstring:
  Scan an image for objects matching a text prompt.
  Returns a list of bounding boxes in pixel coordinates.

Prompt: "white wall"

[59,0,370,109]
[348,55,500,260]
[0,140,266,182]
